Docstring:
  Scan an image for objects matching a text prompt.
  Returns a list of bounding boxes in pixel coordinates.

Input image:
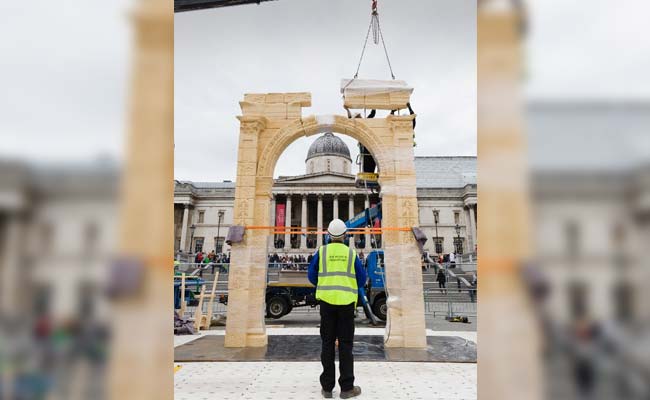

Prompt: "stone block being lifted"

[341,79,413,110]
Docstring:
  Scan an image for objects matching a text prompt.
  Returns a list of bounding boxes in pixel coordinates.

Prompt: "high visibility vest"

[316,243,358,305]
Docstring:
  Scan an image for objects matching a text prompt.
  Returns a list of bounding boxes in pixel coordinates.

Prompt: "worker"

[308,219,366,399]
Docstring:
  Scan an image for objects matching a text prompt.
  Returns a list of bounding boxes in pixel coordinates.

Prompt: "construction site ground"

[175,314,476,399]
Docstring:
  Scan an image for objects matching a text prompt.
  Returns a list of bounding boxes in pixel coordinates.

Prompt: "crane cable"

[353,0,396,80]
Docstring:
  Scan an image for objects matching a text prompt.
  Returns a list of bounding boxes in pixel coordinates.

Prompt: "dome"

[306,132,351,162]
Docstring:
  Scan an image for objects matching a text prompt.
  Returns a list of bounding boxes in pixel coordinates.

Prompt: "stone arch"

[225,92,426,349]
[257,115,388,179]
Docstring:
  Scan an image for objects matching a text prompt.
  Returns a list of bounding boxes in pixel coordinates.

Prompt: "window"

[214,237,225,253]
[433,237,443,254]
[84,222,99,252]
[568,281,588,319]
[453,238,463,254]
[613,281,634,322]
[454,211,460,225]
[565,220,580,258]
[41,223,54,254]
[194,237,204,253]
[198,211,205,224]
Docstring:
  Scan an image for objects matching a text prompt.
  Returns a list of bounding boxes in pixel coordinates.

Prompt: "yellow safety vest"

[316,243,358,305]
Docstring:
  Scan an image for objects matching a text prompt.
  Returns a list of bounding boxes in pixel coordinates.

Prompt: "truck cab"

[364,250,387,321]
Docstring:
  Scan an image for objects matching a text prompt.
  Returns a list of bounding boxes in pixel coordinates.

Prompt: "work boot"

[340,386,361,398]
[321,389,333,398]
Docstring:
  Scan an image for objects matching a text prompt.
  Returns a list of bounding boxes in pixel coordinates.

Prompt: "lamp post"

[454,223,462,255]
[433,209,439,255]
[190,224,196,256]
[216,210,224,253]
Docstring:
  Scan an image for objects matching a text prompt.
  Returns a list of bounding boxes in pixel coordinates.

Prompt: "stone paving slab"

[174,335,476,363]
[174,361,476,400]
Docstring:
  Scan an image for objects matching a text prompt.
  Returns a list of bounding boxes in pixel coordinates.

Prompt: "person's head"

[327,219,347,243]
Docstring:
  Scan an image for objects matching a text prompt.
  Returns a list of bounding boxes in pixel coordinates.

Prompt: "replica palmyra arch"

[225,91,426,348]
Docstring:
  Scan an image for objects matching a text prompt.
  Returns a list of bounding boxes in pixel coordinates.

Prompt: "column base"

[224,332,268,348]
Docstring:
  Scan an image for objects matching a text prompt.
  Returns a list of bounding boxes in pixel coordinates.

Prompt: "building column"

[463,207,472,251]
[284,194,292,249]
[333,194,339,220]
[348,194,354,219]
[270,194,276,249]
[364,197,370,248]
[348,194,355,246]
[179,204,190,253]
[469,204,477,252]
[301,194,307,249]
[316,194,323,247]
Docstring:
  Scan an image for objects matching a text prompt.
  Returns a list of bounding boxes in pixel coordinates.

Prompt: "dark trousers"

[319,301,355,392]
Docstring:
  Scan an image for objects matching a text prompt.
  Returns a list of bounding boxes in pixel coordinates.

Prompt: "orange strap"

[246,226,411,234]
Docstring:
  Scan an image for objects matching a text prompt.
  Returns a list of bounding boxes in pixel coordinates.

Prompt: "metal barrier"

[423,288,477,317]
[175,261,478,320]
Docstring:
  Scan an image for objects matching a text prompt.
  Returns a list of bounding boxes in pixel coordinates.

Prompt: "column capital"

[333,193,339,199]
[184,203,190,209]
[302,193,308,200]
[317,193,323,199]
[236,115,269,132]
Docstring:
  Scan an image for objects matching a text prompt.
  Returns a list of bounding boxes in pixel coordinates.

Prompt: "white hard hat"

[327,219,347,238]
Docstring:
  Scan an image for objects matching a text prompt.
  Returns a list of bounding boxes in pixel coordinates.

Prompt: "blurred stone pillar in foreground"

[108,0,173,399]
[478,1,543,400]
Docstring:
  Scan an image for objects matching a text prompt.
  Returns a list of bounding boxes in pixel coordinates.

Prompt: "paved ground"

[174,361,476,400]
[174,327,476,399]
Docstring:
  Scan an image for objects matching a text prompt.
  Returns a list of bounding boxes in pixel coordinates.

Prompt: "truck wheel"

[372,297,387,321]
[266,296,289,319]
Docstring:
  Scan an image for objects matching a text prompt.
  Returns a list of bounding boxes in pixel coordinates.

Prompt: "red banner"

[275,204,285,227]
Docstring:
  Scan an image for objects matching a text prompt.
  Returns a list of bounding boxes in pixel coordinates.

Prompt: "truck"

[265,202,389,320]
[264,250,387,320]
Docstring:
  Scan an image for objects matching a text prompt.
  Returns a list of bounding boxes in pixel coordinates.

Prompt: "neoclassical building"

[174,132,478,258]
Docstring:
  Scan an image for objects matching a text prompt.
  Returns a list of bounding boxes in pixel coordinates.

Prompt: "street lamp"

[216,210,224,253]
[190,224,196,255]
[432,209,439,255]
[454,223,462,255]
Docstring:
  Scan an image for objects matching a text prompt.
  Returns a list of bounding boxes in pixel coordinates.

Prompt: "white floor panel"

[174,361,476,400]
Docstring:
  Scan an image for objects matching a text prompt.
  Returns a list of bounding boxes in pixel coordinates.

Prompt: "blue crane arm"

[345,202,382,229]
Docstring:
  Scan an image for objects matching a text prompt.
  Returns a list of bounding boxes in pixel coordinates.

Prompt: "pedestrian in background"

[437,269,447,294]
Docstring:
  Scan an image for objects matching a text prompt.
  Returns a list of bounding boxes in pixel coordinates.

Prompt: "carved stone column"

[316,194,323,247]
[380,114,427,348]
[225,115,269,348]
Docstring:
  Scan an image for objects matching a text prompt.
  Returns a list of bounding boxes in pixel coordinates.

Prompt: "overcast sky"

[2,1,650,173]
[174,0,477,181]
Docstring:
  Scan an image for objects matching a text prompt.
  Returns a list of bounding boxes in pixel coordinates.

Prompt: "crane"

[175,0,276,13]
